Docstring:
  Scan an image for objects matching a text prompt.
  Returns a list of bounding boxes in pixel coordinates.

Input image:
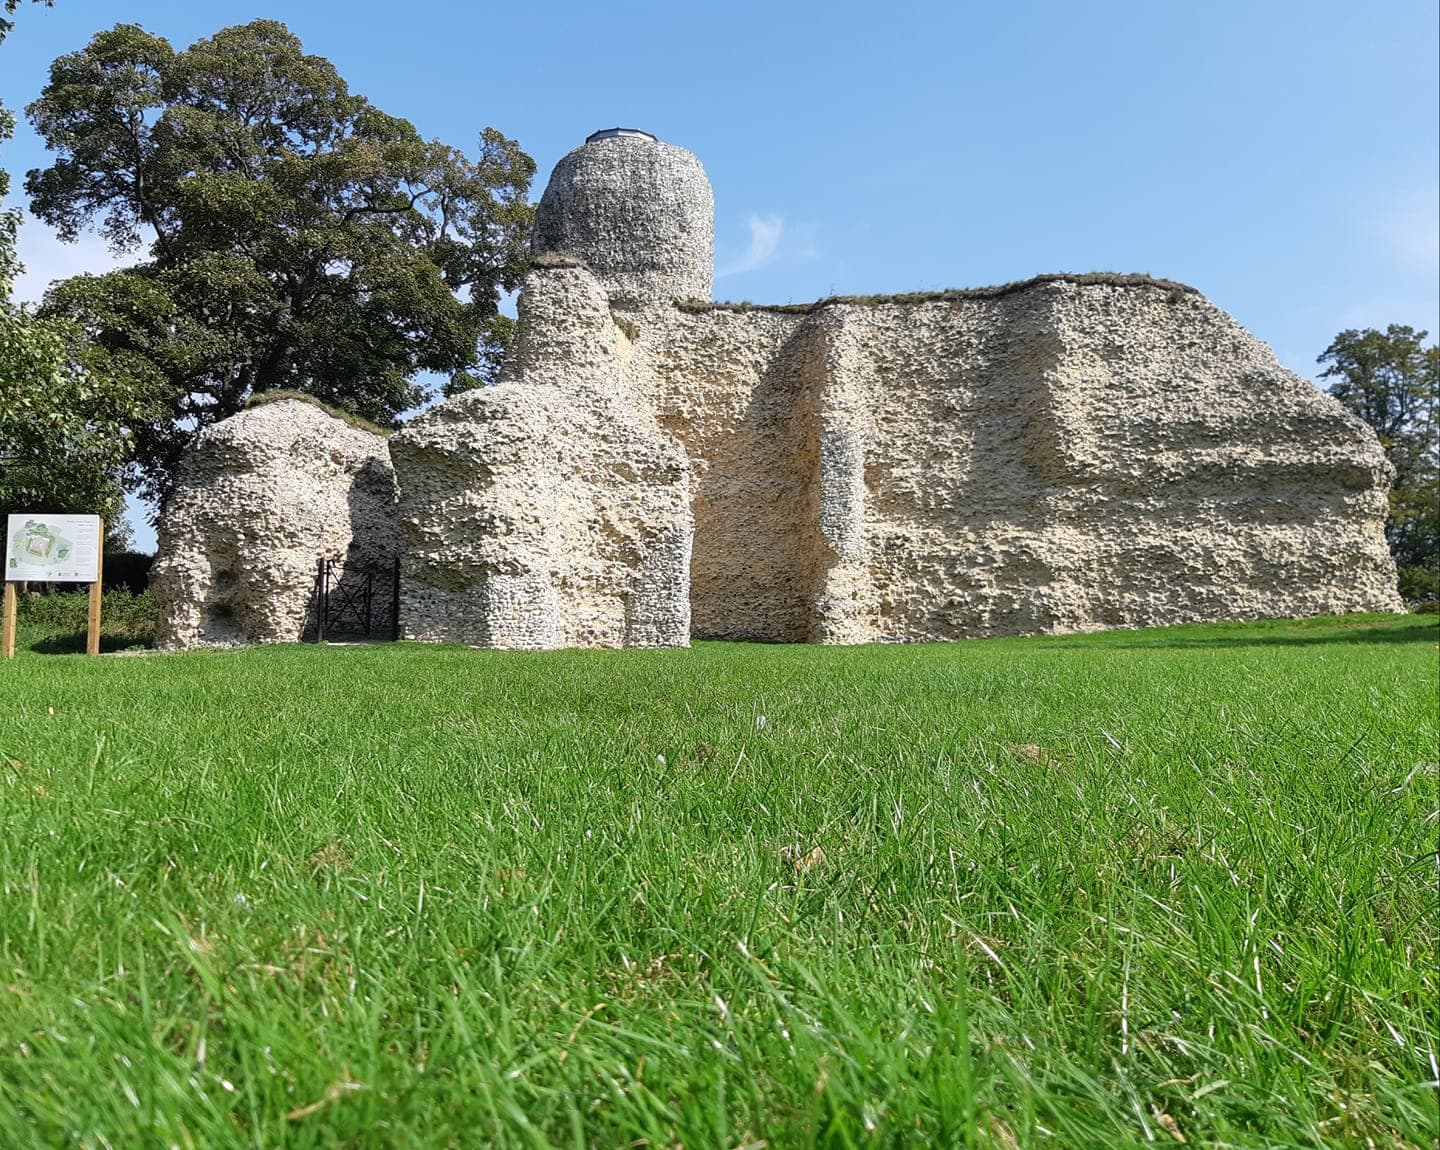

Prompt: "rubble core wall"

[624,305,814,640]
[532,134,714,306]
[390,379,692,650]
[150,399,398,649]
[628,279,1400,642]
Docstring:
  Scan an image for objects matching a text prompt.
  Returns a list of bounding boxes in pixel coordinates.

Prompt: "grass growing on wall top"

[0,613,1435,1147]
[244,390,393,436]
[682,271,1202,315]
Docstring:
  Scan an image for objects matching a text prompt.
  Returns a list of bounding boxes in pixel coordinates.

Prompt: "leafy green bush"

[1398,563,1439,613]
[14,587,155,649]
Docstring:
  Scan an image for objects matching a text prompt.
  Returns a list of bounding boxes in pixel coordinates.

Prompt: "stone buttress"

[390,263,692,649]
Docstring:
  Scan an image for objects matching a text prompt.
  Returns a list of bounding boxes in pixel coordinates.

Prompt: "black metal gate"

[310,557,401,641]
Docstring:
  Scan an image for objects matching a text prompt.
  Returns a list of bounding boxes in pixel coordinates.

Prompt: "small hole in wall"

[198,598,243,641]
[199,600,241,640]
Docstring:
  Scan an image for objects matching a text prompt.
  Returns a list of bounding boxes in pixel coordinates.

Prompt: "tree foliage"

[1,102,19,294]
[0,0,53,45]
[25,20,534,507]
[0,307,136,529]
[1,0,135,535]
[1319,325,1440,606]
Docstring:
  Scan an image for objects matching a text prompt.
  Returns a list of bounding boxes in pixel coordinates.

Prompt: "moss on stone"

[679,272,1201,315]
[245,391,392,437]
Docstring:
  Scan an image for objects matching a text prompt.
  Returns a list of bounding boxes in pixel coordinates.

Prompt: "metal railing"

[311,556,400,642]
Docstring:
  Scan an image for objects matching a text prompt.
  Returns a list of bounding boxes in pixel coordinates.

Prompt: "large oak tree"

[26,19,534,507]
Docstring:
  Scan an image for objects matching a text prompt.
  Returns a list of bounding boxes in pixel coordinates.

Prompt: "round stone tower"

[532,128,714,305]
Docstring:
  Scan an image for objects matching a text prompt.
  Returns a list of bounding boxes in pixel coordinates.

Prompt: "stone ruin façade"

[151,128,1402,650]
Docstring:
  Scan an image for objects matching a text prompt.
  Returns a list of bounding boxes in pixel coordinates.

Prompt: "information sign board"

[5,514,103,583]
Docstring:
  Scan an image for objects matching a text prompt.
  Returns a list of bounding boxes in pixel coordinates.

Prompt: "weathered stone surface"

[393,261,693,650]
[502,263,633,391]
[618,280,1400,641]
[150,398,397,648]
[391,381,692,650]
[154,130,1401,651]
[532,132,713,306]
[395,128,1401,647]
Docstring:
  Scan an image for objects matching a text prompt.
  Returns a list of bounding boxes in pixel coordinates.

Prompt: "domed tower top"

[532,129,714,305]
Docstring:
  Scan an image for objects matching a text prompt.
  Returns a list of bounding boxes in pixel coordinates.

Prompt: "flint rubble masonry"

[150,399,397,648]
[152,130,1401,650]
[626,282,1399,641]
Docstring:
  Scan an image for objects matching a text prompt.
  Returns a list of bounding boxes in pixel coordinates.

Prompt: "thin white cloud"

[1367,184,1440,274]
[717,213,784,278]
[12,220,126,304]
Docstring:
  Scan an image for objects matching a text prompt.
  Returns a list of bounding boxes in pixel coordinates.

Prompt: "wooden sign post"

[3,513,105,659]
[1,581,15,660]
[87,520,105,656]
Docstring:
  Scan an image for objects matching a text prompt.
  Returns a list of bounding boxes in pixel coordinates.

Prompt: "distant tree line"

[1319,326,1439,608]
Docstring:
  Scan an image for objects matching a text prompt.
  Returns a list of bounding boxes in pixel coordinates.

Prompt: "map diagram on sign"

[10,521,74,567]
[5,514,102,583]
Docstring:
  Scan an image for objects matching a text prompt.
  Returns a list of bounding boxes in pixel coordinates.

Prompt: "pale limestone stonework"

[531,131,713,306]
[619,280,1399,641]
[154,130,1401,650]
[391,264,693,649]
[150,399,397,648]
[390,381,691,649]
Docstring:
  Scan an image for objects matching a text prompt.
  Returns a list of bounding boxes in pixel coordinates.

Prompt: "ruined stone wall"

[857,281,1398,637]
[622,304,814,639]
[532,134,713,306]
[150,398,397,648]
[623,279,1400,641]
[391,266,693,649]
[151,126,1402,652]
[390,384,692,649]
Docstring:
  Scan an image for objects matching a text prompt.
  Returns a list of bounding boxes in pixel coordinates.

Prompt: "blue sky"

[2,0,1437,550]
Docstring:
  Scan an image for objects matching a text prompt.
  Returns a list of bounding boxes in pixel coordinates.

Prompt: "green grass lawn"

[1,614,1436,1148]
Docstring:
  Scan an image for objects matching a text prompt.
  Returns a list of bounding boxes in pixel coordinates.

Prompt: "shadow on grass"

[23,630,156,655]
[1073,619,1437,651]
[14,617,1437,656]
